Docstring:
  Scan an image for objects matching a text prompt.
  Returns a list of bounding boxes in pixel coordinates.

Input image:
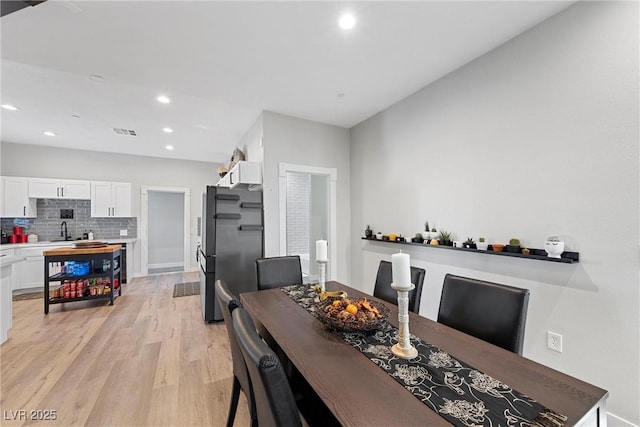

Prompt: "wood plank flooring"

[0,272,250,426]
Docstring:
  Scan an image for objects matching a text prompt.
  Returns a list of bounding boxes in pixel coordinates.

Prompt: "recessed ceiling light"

[165,145,174,150]
[44,131,56,136]
[157,95,171,104]
[1,104,19,111]
[72,114,81,119]
[337,93,345,98]
[89,74,105,83]
[338,13,356,30]
[162,127,173,133]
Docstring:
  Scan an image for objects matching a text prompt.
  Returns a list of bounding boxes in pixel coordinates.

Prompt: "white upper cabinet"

[217,161,262,189]
[28,178,90,200]
[1,177,36,218]
[91,181,132,217]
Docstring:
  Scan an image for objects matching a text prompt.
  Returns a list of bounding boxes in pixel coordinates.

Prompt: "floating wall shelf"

[361,237,579,264]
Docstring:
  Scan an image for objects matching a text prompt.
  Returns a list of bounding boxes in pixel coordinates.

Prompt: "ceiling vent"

[113,128,137,136]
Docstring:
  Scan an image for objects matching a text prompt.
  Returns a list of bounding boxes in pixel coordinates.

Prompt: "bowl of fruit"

[316,297,390,333]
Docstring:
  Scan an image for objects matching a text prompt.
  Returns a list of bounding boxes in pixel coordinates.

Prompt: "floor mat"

[13,292,43,301]
[173,282,200,298]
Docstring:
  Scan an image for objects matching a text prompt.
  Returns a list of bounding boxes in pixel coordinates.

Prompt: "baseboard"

[608,412,638,427]
[148,262,184,269]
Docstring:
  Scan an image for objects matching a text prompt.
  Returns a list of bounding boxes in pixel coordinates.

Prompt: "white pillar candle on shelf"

[391,252,411,287]
[316,239,328,261]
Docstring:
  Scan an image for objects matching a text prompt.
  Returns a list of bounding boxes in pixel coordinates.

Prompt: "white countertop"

[0,238,138,250]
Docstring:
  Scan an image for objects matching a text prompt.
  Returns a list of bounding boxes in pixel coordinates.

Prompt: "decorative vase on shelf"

[476,238,488,251]
[544,236,565,259]
[376,232,383,240]
[365,226,373,239]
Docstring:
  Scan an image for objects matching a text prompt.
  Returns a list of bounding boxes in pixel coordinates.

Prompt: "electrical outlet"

[547,331,563,353]
[120,230,128,236]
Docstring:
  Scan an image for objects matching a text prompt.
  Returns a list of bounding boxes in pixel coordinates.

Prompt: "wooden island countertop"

[43,244,121,256]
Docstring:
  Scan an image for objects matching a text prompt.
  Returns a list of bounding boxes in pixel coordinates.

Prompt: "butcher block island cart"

[43,244,122,314]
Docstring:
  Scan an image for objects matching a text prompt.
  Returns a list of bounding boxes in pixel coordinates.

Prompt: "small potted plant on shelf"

[476,237,488,251]
[506,238,521,253]
[376,231,383,240]
[422,221,430,241]
[521,248,531,256]
[412,233,424,244]
[463,237,476,249]
[491,243,505,252]
[365,225,373,239]
[438,230,453,246]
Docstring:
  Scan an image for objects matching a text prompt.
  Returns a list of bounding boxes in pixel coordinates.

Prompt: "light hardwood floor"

[0,272,250,426]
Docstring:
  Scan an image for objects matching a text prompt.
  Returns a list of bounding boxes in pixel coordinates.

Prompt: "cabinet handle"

[57,187,60,197]
[23,206,26,216]
[61,187,64,197]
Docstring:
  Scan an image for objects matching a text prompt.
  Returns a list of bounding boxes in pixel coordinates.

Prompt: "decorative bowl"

[316,298,390,333]
[491,243,505,252]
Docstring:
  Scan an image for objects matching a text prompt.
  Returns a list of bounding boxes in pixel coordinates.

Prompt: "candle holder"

[390,282,418,360]
[317,259,327,293]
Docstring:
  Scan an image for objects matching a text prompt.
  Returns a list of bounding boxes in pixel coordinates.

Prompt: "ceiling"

[1,1,574,164]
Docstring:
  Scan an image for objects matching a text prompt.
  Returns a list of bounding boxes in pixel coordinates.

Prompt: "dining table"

[240,281,608,427]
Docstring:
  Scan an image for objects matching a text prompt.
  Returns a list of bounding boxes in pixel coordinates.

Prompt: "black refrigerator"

[198,186,264,322]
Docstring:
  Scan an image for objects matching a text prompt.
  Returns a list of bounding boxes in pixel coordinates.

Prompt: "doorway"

[278,163,337,283]
[141,186,191,276]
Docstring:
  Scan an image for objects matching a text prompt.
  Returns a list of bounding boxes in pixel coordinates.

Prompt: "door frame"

[278,163,337,281]
[140,185,191,276]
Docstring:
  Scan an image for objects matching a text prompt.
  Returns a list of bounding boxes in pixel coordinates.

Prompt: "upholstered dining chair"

[215,280,257,427]
[373,260,426,314]
[232,306,303,427]
[437,273,530,355]
[255,255,303,290]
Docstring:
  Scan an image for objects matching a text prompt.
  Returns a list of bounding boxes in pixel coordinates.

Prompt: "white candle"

[316,239,328,261]
[391,252,411,286]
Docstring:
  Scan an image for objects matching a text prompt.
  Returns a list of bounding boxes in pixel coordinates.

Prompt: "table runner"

[281,285,566,427]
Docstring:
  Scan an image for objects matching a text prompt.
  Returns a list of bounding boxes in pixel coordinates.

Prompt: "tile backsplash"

[1,199,137,241]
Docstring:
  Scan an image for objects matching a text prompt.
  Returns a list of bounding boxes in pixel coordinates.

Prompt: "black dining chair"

[256,255,303,290]
[215,280,257,427]
[373,260,426,313]
[232,306,303,427]
[437,273,530,355]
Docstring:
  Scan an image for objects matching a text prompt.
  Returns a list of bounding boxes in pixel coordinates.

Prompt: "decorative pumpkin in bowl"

[316,297,390,333]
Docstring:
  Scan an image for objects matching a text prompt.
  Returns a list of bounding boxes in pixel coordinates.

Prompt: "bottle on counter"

[83,230,89,239]
[88,230,94,240]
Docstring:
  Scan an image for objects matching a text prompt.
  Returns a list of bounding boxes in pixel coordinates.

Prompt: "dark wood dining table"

[240,281,608,427]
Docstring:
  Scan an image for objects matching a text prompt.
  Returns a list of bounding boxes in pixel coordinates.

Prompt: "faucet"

[60,221,69,241]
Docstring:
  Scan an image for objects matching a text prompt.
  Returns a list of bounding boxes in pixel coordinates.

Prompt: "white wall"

[350,1,638,424]
[148,191,184,267]
[262,111,351,283]
[0,142,222,275]
[239,113,264,162]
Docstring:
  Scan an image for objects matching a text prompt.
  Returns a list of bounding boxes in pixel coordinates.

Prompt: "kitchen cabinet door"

[112,182,131,217]
[91,181,113,217]
[20,255,43,289]
[60,179,91,199]
[1,177,36,218]
[91,181,132,217]
[28,178,59,198]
